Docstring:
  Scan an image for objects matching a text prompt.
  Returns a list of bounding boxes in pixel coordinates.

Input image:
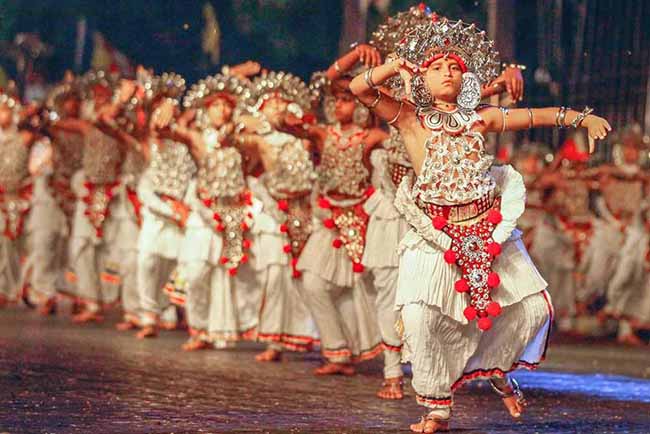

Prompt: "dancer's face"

[622,144,639,164]
[333,90,355,124]
[424,57,463,104]
[61,97,80,119]
[0,104,13,129]
[207,97,233,127]
[261,96,288,128]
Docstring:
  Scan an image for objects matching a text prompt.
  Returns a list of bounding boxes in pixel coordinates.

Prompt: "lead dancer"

[351,18,610,432]
[364,4,527,399]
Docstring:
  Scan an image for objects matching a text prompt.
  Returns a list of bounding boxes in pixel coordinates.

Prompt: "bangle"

[499,107,509,133]
[571,106,594,128]
[364,68,378,89]
[334,61,342,73]
[556,106,569,128]
[527,108,534,129]
[368,91,382,109]
[388,101,404,125]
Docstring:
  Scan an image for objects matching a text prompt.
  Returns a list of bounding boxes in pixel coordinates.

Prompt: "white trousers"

[136,251,176,325]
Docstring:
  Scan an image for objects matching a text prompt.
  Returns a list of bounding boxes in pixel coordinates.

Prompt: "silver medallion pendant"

[457,72,481,113]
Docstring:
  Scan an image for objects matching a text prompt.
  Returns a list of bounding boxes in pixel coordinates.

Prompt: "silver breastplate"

[197,146,246,199]
[318,126,370,197]
[82,129,122,184]
[264,131,316,198]
[53,131,84,179]
[413,109,495,204]
[0,130,30,193]
[149,140,196,200]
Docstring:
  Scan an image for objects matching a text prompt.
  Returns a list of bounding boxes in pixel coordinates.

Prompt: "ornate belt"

[418,189,496,224]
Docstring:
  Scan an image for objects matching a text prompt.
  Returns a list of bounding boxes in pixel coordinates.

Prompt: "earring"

[353,102,370,126]
[457,72,482,112]
[410,74,433,110]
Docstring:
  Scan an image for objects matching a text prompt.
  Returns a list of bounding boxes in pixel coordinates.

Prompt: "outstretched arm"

[479,106,611,153]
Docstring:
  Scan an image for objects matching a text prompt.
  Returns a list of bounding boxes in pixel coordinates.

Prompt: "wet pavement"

[1,306,650,434]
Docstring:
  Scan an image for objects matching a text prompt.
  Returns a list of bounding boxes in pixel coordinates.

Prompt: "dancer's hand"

[356,44,382,67]
[583,115,612,153]
[501,66,524,102]
[230,61,262,79]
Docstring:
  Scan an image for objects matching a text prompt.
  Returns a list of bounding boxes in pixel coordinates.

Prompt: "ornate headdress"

[183,73,250,110]
[79,69,118,99]
[0,84,22,122]
[45,79,81,122]
[397,19,500,84]
[246,71,312,116]
[396,19,500,111]
[370,3,439,58]
[308,69,371,126]
[138,71,186,105]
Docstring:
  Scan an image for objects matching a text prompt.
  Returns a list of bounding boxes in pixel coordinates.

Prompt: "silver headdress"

[138,71,186,105]
[370,4,438,57]
[0,90,22,119]
[183,73,250,110]
[396,19,500,85]
[45,80,81,122]
[79,70,118,99]
[246,71,312,116]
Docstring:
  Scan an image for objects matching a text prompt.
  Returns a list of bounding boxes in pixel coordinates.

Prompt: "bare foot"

[136,325,159,339]
[618,333,644,347]
[490,378,527,418]
[182,337,212,352]
[71,311,104,324]
[255,348,282,362]
[115,320,139,331]
[313,362,355,376]
[159,321,178,331]
[409,416,450,433]
[377,376,404,400]
[38,298,57,316]
[0,295,8,309]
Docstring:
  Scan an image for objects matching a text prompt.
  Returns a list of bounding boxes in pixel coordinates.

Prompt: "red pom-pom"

[432,216,447,230]
[212,212,221,222]
[352,262,365,273]
[487,272,501,288]
[83,209,91,216]
[464,306,477,321]
[242,239,252,249]
[478,317,492,331]
[323,218,335,229]
[95,229,103,238]
[487,209,503,225]
[83,181,92,189]
[283,244,292,254]
[292,269,303,279]
[364,186,376,197]
[228,267,238,276]
[203,198,213,208]
[454,279,469,293]
[291,257,299,267]
[240,254,249,264]
[487,242,502,257]
[318,198,332,209]
[280,224,289,233]
[241,222,249,231]
[216,223,225,232]
[486,301,502,317]
[332,239,343,249]
[220,256,229,265]
[444,249,457,264]
[277,200,289,212]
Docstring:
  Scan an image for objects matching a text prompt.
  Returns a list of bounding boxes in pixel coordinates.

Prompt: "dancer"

[350,17,610,432]
[297,47,387,376]
[237,70,320,360]
[134,71,195,338]
[52,70,125,323]
[19,77,82,315]
[0,89,37,308]
[169,71,259,350]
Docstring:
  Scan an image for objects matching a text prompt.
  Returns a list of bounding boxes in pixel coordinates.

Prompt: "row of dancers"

[0,5,615,432]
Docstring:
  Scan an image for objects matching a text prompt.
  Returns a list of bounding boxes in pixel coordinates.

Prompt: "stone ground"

[1,306,650,434]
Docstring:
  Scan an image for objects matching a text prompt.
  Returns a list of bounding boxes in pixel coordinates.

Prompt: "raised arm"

[326,44,382,81]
